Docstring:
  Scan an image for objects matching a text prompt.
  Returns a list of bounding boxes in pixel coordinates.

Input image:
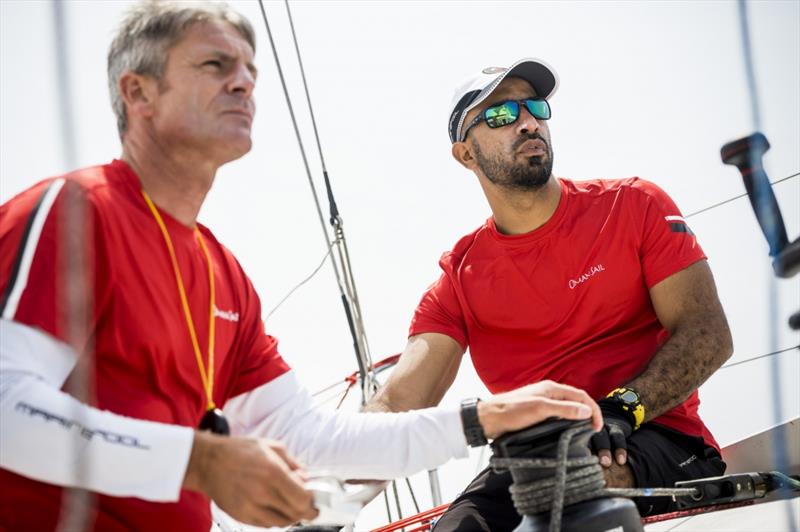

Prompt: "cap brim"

[455,58,559,143]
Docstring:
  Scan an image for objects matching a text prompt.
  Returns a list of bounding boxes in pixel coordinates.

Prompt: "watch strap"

[460,397,488,447]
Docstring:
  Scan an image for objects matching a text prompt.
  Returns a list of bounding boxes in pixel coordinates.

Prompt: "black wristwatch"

[460,397,488,447]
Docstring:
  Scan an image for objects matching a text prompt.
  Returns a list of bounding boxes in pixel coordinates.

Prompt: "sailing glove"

[590,399,634,463]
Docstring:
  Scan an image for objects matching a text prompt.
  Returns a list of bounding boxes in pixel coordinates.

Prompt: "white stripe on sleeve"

[2,178,65,319]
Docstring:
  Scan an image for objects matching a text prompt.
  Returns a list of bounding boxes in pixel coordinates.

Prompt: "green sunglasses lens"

[484,101,520,128]
[524,99,551,120]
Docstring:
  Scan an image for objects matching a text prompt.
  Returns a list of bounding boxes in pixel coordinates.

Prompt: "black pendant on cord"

[199,408,230,436]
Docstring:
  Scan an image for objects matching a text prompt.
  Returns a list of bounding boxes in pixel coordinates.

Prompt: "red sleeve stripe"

[1,178,66,320]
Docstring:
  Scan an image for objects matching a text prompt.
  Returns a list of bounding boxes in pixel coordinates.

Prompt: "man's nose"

[227,63,255,97]
[515,105,541,136]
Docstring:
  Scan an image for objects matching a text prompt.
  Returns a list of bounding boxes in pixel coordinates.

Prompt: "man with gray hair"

[0,3,602,530]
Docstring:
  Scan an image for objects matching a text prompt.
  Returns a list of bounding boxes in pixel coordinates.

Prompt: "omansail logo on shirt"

[214,306,240,322]
[568,264,606,289]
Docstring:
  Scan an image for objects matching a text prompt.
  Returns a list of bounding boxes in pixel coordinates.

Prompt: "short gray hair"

[107,1,256,138]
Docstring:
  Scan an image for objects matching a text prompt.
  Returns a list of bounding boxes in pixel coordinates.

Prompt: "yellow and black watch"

[605,387,645,431]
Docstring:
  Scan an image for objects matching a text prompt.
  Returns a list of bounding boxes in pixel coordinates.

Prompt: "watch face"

[620,390,638,402]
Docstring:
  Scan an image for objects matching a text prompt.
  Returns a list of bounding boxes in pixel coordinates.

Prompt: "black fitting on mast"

[324,170,341,227]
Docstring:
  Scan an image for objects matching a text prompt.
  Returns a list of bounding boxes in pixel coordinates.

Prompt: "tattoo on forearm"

[632,323,728,419]
[630,291,731,420]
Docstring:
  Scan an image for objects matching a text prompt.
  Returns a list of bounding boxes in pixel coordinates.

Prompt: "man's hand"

[183,431,318,527]
[476,380,603,440]
[590,400,633,467]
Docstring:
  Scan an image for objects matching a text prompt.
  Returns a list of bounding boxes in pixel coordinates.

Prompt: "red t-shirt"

[410,177,719,450]
[0,160,290,531]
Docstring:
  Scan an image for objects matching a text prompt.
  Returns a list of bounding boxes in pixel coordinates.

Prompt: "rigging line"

[257,0,374,397]
[335,382,355,409]
[280,0,376,398]
[266,238,339,320]
[405,477,421,514]
[738,0,763,131]
[664,515,694,532]
[334,226,376,383]
[719,344,799,370]
[313,388,352,408]
[52,2,94,531]
[283,0,341,226]
[736,7,790,526]
[255,0,345,293]
[312,378,348,398]
[684,171,799,219]
[263,167,800,325]
[283,0,328,176]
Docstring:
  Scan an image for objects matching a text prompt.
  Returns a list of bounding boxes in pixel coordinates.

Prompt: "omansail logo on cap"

[482,67,507,75]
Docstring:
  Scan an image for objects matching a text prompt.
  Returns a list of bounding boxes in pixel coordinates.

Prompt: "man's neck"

[483,176,562,235]
[121,136,218,228]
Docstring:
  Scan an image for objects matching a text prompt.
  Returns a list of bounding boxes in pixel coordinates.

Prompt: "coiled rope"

[491,425,698,532]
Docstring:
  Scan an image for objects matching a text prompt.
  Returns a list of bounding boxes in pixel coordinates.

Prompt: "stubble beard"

[472,134,554,192]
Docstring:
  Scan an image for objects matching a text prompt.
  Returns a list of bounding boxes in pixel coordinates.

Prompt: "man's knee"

[433,468,519,532]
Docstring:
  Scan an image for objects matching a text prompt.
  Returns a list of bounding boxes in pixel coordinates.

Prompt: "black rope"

[491,426,699,532]
[492,425,606,532]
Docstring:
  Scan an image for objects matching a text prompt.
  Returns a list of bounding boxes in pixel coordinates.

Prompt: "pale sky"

[1,1,798,529]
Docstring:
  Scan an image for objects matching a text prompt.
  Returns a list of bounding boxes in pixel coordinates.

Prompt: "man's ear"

[451,141,477,171]
[118,72,158,121]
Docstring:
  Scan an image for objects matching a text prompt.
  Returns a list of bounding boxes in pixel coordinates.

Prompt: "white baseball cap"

[448,58,559,143]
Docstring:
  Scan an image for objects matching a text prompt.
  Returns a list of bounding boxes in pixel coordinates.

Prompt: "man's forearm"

[363,386,402,413]
[627,320,732,421]
[361,333,465,414]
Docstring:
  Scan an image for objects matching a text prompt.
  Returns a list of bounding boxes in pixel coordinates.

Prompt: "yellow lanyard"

[142,190,217,411]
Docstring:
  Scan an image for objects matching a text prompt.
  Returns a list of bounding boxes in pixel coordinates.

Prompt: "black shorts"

[432,423,726,532]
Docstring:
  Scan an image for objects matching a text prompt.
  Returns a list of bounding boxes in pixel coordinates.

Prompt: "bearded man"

[365,58,733,531]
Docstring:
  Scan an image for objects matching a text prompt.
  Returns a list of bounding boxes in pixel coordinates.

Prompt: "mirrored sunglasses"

[461,98,551,142]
